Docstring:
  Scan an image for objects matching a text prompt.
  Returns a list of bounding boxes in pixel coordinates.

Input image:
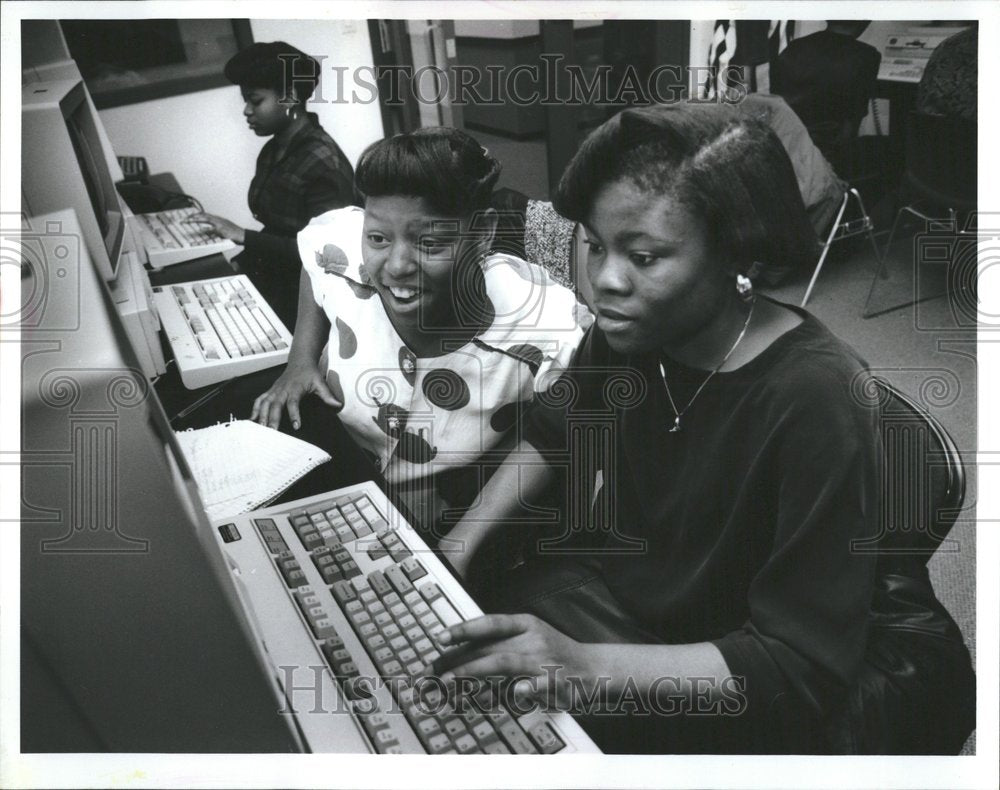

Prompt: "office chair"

[862,112,977,319]
[825,376,975,755]
[490,188,582,298]
[855,376,965,561]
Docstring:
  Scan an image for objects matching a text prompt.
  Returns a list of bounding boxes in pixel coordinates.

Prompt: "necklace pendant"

[670,416,681,433]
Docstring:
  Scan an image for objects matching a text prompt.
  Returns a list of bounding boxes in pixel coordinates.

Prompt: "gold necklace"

[658,298,755,433]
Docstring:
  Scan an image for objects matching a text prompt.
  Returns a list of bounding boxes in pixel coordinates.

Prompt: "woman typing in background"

[433,104,974,754]
[251,128,588,539]
[187,41,356,327]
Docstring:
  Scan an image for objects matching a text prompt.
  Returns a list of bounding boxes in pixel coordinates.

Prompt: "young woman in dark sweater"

[432,104,974,754]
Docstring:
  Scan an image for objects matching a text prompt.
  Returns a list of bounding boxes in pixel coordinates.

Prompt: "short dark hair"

[223,41,320,105]
[826,20,872,38]
[552,103,818,279]
[355,127,502,217]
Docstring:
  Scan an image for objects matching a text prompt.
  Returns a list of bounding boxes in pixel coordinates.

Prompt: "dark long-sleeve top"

[523,304,881,728]
[242,112,357,268]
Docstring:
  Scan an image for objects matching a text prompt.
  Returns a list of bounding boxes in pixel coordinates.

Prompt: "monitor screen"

[65,103,110,239]
[22,78,126,282]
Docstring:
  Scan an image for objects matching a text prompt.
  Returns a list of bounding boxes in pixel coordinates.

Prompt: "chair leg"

[801,191,849,308]
[863,206,912,318]
[876,206,909,277]
[849,188,884,275]
[862,204,958,319]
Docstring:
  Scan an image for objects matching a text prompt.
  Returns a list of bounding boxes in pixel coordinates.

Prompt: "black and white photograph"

[1,1,997,788]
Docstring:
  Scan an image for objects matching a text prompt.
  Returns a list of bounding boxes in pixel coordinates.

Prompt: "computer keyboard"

[215,483,601,754]
[131,206,236,268]
[152,274,292,389]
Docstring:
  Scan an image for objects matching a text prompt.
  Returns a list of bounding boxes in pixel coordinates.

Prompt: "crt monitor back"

[19,209,301,752]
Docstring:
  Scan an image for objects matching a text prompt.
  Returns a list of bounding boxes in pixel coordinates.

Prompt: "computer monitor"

[20,208,302,751]
[22,78,127,282]
[21,75,167,380]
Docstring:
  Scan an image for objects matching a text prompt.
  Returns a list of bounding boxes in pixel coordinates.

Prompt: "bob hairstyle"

[224,41,320,106]
[552,103,818,281]
[355,127,502,218]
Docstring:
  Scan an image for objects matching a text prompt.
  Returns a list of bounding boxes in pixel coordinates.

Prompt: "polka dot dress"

[299,207,589,528]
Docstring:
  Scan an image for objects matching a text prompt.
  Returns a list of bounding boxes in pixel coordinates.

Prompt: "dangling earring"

[475,242,492,269]
[736,273,754,302]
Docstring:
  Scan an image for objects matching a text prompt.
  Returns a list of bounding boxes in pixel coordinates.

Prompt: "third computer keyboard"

[152,274,292,389]
[215,482,602,754]
[132,206,236,268]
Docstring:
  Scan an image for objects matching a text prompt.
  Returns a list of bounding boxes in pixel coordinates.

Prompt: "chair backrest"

[490,188,587,300]
[852,377,966,568]
[904,111,977,211]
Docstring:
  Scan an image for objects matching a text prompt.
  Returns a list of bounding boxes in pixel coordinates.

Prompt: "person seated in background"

[251,128,588,537]
[737,93,845,245]
[186,41,357,327]
[431,104,974,754]
[916,24,978,122]
[770,21,881,172]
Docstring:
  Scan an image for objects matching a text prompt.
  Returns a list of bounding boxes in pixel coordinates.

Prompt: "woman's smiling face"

[362,195,484,335]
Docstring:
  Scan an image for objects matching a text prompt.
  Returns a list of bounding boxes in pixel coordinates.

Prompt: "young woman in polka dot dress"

[252,128,590,538]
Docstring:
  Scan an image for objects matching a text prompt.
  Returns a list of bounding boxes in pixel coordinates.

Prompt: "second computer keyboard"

[215,482,602,754]
[152,274,292,389]
[131,206,236,268]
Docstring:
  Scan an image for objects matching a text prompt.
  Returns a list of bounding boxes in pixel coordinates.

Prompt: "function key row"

[276,552,308,589]
[288,587,406,754]
[292,586,340,640]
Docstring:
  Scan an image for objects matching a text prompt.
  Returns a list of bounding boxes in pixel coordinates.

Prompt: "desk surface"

[148,251,380,504]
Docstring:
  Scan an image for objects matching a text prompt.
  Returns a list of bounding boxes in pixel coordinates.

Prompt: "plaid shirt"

[240,114,356,325]
[247,113,356,238]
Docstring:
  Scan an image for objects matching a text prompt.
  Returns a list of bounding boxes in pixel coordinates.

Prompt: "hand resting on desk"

[251,360,341,431]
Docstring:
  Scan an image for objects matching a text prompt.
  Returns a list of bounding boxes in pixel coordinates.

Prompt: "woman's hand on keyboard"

[184,212,246,245]
[251,362,342,430]
[426,613,597,710]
